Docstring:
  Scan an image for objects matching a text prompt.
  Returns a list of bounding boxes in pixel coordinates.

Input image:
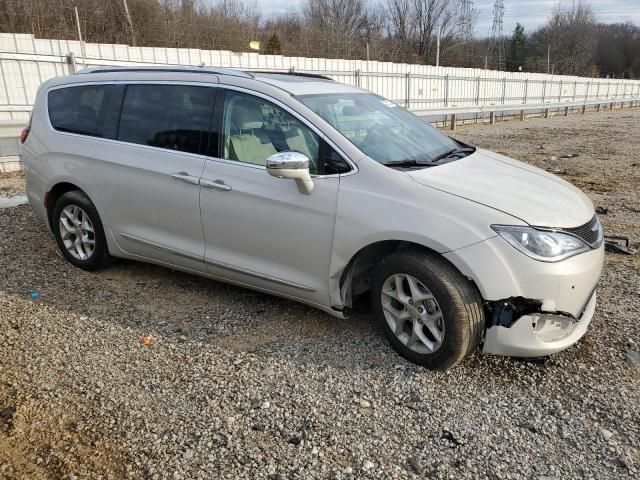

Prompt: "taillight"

[20,127,30,144]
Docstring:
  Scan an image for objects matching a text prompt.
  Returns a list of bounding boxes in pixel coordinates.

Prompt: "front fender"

[328,166,524,307]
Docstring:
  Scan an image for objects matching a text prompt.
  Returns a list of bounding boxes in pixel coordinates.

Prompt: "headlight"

[491,225,591,262]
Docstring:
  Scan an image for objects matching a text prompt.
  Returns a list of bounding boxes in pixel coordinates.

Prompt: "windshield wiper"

[382,158,434,168]
[383,147,476,169]
[429,147,475,163]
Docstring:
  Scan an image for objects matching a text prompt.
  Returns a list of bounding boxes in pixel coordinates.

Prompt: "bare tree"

[262,12,304,56]
[413,0,458,64]
[597,22,640,78]
[5,0,638,76]
[303,0,370,57]
[362,1,387,59]
[386,0,416,62]
[534,0,597,75]
[385,0,465,65]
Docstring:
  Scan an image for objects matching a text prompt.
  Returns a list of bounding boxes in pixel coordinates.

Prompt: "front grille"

[562,215,602,247]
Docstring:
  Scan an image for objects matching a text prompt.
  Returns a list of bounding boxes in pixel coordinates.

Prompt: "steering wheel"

[360,124,396,159]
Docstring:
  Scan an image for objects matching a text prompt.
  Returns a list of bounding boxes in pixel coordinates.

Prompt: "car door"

[91,82,215,271]
[199,88,345,304]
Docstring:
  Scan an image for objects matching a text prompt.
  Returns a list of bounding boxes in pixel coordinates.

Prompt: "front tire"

[52,190,111,271]
[371,249,484,370]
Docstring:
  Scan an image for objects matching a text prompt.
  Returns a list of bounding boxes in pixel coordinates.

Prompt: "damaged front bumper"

[483,291,597,357]
[444,234,603,358]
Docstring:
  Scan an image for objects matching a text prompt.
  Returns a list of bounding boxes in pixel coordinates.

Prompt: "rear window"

[48,85,113,137]
[117,84,214,155]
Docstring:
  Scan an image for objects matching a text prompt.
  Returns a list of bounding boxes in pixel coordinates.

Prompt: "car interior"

[223,93,319,172]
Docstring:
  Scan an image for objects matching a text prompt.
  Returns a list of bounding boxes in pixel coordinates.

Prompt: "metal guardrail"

[0,156,21,173]
[414,98,640,116]
[0,119,26,137]
[415,97,640,129]
[409,97,635,114]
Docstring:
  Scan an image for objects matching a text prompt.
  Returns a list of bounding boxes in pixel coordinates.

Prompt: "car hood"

[408,148,594,228]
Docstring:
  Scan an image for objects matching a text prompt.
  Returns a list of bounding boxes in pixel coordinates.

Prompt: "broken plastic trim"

[485,297,543,328]
[604,235,637,255]
[339,259,358,309]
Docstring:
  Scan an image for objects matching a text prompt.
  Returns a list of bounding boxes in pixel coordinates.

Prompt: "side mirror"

[266,151,315,195]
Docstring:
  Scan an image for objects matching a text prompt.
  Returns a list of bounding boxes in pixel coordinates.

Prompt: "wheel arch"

[45,181,110,238]
[46,182,113,270]
[45,181,85,228]
[337,239,482,310]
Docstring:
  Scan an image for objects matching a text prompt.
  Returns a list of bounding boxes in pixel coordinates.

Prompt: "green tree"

[266,33,282,55]
[510,23,527,71]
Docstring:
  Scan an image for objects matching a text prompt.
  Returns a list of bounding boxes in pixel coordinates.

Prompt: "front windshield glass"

[297,92,459,164]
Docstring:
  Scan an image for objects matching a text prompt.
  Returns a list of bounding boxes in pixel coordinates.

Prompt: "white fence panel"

[1,32,640,122]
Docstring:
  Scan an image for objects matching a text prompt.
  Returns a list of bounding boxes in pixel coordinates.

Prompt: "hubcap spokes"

[381,273,445,354]
[59,205,95,260]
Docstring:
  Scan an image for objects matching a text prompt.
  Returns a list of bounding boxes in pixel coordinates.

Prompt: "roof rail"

[77,65,253,78]
[249,70,334,81]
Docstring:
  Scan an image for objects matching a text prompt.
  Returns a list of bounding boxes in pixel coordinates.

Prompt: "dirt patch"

[0,386,128,479]
[0,171,25,195]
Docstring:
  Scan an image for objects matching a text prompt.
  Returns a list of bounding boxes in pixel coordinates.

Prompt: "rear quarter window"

[48,84,113,137]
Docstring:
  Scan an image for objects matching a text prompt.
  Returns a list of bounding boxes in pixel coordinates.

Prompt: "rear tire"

[52,190,111,271]
[371,249,484,370]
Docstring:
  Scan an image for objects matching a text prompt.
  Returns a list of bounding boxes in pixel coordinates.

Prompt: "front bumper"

[482,291,597,356]
[444,235,603,357]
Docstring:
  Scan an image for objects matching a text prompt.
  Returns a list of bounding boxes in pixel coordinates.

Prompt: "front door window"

[221,91,321,174]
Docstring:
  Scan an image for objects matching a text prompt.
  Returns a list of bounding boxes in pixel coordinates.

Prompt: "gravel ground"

[1,108,639,480]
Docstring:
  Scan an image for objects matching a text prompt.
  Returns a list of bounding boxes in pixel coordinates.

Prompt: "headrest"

[342,105,367,116]
[233,98,264,130]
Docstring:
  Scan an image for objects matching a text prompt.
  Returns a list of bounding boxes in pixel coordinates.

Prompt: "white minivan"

[21,66,603,369]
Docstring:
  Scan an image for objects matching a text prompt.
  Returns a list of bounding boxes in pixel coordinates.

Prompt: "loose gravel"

[1,108,639,479]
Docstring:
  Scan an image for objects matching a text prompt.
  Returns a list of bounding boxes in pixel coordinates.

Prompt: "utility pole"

[122,0,136,47]
[74,7,87,67]
[547,45,550,74]
[487,0,505,70]
[435,27,441,67]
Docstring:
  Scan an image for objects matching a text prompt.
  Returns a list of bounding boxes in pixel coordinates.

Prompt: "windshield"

[297,92,460,165]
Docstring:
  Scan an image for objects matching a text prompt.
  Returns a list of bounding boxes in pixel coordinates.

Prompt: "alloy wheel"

[380,273,445,354]
[59,205,96,260]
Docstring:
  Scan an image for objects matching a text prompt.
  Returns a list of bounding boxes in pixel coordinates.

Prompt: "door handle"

[171,172,200,185]
[200,179,232,192]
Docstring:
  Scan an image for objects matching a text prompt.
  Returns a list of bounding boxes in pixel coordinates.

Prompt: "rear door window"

[48,84,113,138]
[117,84,215,155]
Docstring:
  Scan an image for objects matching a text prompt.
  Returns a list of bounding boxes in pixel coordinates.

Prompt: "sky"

[256,0,640,36]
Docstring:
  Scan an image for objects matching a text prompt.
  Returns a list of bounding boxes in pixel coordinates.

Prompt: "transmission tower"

[459,0,474,56]
[487,0,505,70]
